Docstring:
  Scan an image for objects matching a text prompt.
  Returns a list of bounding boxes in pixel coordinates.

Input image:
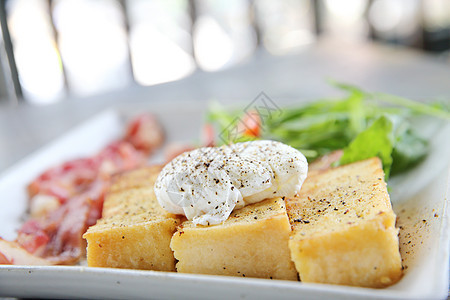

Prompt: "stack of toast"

[83,157,402,287]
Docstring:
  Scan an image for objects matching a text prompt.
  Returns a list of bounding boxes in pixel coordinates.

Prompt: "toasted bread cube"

[107,166,159,194]
[170,197,298,280]
[287,157,402,287]
[83,166,181,271]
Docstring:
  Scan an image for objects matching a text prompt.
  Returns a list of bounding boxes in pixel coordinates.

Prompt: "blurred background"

[0,0,449,105]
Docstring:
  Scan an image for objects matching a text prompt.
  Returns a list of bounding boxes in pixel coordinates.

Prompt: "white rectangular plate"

[0,102,448,300]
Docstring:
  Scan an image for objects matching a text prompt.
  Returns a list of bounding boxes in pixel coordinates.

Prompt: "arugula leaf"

[390,129,428,175]
[207,102,237,130]
[338,116,394,179]
[373,92,450,121]
[205,81,449,177]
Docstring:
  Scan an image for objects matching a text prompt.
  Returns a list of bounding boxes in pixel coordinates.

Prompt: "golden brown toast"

[170,197,298,280]
[287,157,402,287]
[84,156,402,288]
[83,165,182,271]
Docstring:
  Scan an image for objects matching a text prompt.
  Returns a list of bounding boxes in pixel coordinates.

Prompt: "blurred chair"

[0,0,448,105]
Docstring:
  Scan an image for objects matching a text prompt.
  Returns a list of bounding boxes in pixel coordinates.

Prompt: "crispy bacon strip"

[0,113,164,265]
[41,180,106,264]
[124,113,165,154]
[0,248,12,264]
[0,238,52,265]
[27,158,98,203]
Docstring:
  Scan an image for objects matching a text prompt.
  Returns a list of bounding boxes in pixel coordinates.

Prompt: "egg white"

[154,140,308,225]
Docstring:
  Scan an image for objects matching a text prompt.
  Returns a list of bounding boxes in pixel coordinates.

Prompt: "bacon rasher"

[0,113,164,265]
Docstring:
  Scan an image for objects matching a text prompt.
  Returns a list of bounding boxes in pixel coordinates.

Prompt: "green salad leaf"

[206,82,449,178]
[339,116,394,178]
[390,128,428,176]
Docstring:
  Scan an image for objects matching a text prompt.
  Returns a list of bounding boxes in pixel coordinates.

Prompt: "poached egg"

[154,140,308,225]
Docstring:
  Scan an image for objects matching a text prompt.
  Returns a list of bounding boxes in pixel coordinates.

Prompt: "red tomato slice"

[240,110,261,137]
